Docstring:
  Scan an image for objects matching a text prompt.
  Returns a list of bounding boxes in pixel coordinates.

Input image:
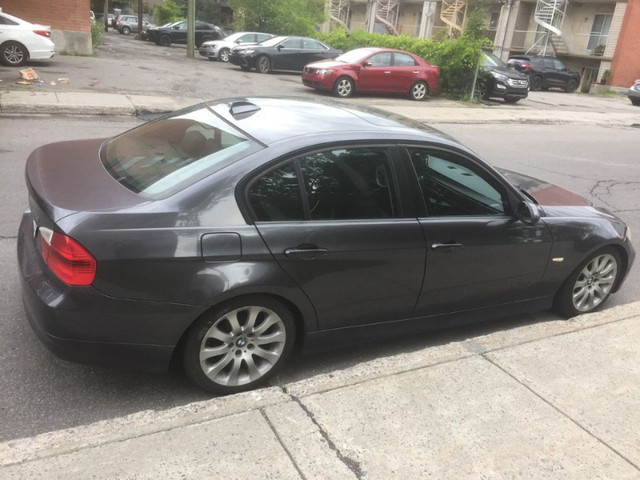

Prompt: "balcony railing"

[509,29,609,57]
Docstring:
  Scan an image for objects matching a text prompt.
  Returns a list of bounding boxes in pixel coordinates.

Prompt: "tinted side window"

[281,38,300,48]
[543,58,555,68]
[394,53,417,66]
[248,163,304,221]
[257,34,271,42]
[368,53,392,67]
[0,16,19,25]
[299,147,397,220]
[409,148,506,216]
[552,59,565,70]
[302,39,322,50]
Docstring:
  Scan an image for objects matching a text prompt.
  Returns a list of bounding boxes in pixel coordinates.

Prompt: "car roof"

[205,97,456,146]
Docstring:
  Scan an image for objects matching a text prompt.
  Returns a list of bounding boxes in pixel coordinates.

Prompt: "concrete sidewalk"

[1,302,639,479]
[2,90,640,127]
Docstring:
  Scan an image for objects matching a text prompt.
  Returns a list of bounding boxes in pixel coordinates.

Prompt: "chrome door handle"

[413,71,420,74]
[384,71,391,74]
[431,243,464,250]
[284,247,328,259]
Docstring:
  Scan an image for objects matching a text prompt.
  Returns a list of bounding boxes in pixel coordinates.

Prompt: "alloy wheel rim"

[220,49,229,62]
[199,306,286,386]
[572,253,617,312]
[337,79,352,97]
[413,83,426,99]
[258,58,269,72]
[5,45,23,64]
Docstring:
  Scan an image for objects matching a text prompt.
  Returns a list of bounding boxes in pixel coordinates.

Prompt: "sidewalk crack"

[284,390,365,479]
[482,355,640,472]
[260,408,307,480]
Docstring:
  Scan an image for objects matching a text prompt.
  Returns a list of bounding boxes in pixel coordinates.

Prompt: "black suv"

[476,51,529,103]
[508,55,580,92]
[147,21,223,47]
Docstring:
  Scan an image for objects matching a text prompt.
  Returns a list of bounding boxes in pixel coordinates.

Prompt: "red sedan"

[302,47,439,101]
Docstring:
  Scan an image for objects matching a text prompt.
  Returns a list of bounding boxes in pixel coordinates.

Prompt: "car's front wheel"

[631,97,640,106]
[531,75,543,91]
[256,55,271,74]
[219,48,230,62]
[183,295,296,394]
[122,26,131,35]
[159,34,172,47]
[333,76,354,98]
[1,41,28,67]
[475,79,490,100]
[554,247,622,318]
[565,79,578,93]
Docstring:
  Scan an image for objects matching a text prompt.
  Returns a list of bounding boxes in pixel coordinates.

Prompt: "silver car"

[199,31,274,62]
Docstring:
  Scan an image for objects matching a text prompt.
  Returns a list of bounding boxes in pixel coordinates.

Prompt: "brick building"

[0,0,92,55]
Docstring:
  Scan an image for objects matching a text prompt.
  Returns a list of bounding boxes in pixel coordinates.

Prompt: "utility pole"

[138,0,143,38]
[103,0,109,31]
[187,0,195,58]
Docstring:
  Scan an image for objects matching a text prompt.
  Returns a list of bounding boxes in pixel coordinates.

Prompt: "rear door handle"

[431,242,464,250]
[284,246,328,259]
[384,71,391,74]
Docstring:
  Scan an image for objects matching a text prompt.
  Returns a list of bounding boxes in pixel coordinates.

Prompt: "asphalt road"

[1,115,638,442]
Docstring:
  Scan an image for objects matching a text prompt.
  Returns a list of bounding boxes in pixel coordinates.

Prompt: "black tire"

[218,48,230,62]
[554,247,622,318]
[333,76,354,98]
[631,98,640,106]
[256,55,271,74]
[504,96,520,104]
[159,34,172,47]
[475,79,490,100]
[183,295,296,394]
[531,75,543,91]
[565,79,578,93]
[409,81,429,101]
[122,26,131,35]
[1,41,28,67]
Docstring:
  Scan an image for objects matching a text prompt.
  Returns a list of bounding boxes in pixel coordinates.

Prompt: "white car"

[0,8,55,67]
[199,31,274,62]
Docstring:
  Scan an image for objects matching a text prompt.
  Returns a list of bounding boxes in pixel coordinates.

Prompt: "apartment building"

[325,0,638,88]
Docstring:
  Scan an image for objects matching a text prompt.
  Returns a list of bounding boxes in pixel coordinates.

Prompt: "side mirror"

[277,44,284,51]
[236,40,242,44]
[516,201,541,225]
[362,61,372,67]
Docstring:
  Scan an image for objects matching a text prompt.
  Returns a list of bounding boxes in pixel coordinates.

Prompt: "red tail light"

[522,63,531,71]
[39,228,96,286]
[34,30,51,38]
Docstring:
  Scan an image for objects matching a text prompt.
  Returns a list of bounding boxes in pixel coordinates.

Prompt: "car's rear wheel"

[159,34,172,47]
[122,26,131,35]
[632,98,640,106]
[333,76,354,98]
[1,41,28,67]
[409,81,429,101]
[219,48,230,62]
[256,55,271,74]
[565,79,578,93]
[183,296,296,394]
[531,75,543,91]
[554,247,621,318]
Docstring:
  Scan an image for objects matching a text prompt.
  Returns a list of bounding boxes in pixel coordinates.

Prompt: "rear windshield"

[102,105,258,197]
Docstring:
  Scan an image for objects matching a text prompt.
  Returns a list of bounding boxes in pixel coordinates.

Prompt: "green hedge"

[315,30,485,98]
[90,19,104,50]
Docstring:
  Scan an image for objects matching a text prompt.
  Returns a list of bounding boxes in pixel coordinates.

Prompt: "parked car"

[302,47,439,101]
[229,36,341,73]
[18,97,634,394]
[628,79,640,106]
[0,8,55,67]
[115,14,154,35]
[199,31,274,62]
[508,55,580,92]
[477,51,529,103]
[147,20,223,47]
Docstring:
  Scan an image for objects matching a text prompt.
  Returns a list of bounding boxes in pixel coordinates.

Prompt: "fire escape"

[374,0,400,35]
[440,0,467,38]
[330,0,351,32]
[527,0,568,55]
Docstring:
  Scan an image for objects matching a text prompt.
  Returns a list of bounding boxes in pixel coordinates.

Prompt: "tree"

[154,0,184,25]
[229,0,325,36]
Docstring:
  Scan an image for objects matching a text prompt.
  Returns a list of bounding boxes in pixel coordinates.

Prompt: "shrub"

[90,19,104,50]
[315,30,485,98]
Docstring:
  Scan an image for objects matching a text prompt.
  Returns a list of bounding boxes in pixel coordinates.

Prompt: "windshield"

[483,51,508,68]
[335,48,376,63]
[102,105,259,197]
[259,36,287,47]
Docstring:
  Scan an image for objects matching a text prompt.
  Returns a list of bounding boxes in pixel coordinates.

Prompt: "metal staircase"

[440,0,467,38]
[527,0,568,55]
[329,0,351,32]
[375,0,400,35]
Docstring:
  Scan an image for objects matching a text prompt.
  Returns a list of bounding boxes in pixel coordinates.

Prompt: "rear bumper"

[18,211,203,372]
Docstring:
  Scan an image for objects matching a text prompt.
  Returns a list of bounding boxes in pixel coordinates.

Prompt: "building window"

[587,14,612,51]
